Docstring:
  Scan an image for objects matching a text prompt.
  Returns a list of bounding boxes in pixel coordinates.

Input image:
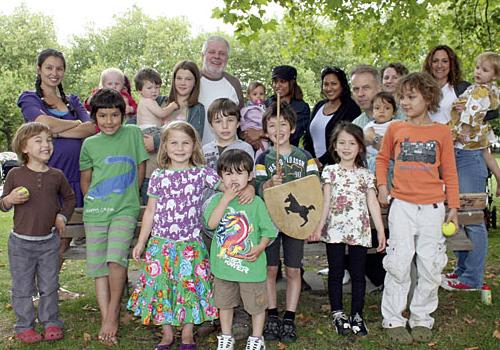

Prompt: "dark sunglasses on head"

[321,66,343,75]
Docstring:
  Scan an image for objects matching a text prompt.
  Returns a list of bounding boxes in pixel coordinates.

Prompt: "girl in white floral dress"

[310,121,386,337]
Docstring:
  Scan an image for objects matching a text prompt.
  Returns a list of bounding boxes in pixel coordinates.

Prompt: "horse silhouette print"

[284,193,316,227]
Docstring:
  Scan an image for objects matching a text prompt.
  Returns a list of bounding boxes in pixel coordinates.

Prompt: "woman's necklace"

[324,100,341,115]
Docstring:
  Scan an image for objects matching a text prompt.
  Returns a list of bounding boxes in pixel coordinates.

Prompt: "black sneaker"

[281,319,297,342]
[263,315,281,341]
[331,311,351,335]
[350,313,368,336]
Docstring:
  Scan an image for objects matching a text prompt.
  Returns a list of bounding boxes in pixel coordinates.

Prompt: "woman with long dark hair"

[304,66,361,166]
[17,49,95,285]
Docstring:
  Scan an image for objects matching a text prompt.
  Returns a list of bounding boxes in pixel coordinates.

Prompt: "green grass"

[0,209,499,349]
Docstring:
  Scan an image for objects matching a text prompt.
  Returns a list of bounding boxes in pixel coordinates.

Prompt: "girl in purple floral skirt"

[128,121,219,350]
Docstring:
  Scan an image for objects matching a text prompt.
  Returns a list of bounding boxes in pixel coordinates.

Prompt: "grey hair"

[201,36,230,55]
[350,64,381,83]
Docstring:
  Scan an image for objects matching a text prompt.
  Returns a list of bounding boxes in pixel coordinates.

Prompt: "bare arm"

[367,188,386,252]
[482,149,500,196]
[144,99,178,120]
[58,122,96,139]
[207,186,239,230]
[80,169,92,196]
[245,237,270,262]
[35,115,81,133]
[132,197,157,261]
[309,183,331,241]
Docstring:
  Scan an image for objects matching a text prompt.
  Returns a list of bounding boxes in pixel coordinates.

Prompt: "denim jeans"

[454,149,488,288]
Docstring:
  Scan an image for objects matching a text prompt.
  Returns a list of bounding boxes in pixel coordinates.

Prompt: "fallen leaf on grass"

[296,313,313,323]
[316,328,324,335]
[464,347,479,350]
[120,312,134,325]
[484,273,496,279]
[368,304,379,311]
[493,329,500,339]
[81,304,98,311]
[83,332,92,346]
[320,304,330,312]
[463,317,476,325]
[428,342,437,347]
[277,342,287,349]
[5,303,12,310]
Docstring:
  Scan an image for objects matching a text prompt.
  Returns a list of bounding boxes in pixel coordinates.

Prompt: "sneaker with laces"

[245,336,266,350]
[331,311,351,335]
[216,335,235,350]
[263,315,281,341]
[280,319,297,342]
[350,313,368,336]
[441,279,478,291]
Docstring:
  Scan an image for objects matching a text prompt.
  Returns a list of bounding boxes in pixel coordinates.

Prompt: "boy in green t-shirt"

[80,89,149,345]
[204,149,277,350]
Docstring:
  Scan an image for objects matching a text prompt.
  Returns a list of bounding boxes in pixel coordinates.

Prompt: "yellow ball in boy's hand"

[442,222,457,237]
[18,187,29,197]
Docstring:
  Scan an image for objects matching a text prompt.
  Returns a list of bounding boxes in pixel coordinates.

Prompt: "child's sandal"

[154,339,175,350]
[179,344,197,350]
[43,326,64,341]
[15,329,43,344]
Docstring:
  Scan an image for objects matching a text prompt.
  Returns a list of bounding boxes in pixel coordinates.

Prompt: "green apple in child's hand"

[18,187,29,197]
[442,222,456,237]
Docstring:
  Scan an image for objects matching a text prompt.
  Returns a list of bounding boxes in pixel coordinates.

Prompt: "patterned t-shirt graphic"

[397,139,437,164]
[204,194,278,282]
[216,210,253,259]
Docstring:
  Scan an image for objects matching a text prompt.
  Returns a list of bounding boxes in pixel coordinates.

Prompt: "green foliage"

[214,0,499,73]
[66,7,200,101]
[0,2,498,151]
[0,5,58,150]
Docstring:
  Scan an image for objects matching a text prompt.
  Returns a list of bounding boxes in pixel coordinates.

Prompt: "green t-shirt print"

[204,193,277,283]
[80,125,149,222]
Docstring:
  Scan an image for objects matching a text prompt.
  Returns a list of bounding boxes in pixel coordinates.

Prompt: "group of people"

[0,35,498,350]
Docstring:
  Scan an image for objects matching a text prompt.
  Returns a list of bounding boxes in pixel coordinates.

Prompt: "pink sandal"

[43,326,64,341]
[16,329,43,344]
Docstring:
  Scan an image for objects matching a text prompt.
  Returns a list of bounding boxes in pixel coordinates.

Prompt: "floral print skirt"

[127,236,218,326]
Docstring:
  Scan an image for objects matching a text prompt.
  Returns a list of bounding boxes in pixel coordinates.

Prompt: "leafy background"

[0,0,498,150]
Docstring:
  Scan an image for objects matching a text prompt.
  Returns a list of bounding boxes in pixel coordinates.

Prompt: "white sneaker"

[317,268,329,275]
[245,336,266,350]
[343,270,351,285]
[217,334,235,350]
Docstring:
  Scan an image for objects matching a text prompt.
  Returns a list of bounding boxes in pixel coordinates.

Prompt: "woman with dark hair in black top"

[264,65,311,147]
[304,66,361,166]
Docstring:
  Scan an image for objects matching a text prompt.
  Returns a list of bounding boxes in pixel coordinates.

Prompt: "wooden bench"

[62,193,488,259]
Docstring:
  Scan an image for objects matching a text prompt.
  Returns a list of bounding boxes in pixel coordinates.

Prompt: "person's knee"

[285,267,300,280]
[108,261,125,269]
[267,266,278,277]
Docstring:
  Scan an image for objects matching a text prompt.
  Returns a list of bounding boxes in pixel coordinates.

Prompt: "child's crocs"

[43,326,64,341]
[15,329,43,344]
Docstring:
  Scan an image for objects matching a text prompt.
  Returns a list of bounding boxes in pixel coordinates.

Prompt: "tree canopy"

[0,2,498,150]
